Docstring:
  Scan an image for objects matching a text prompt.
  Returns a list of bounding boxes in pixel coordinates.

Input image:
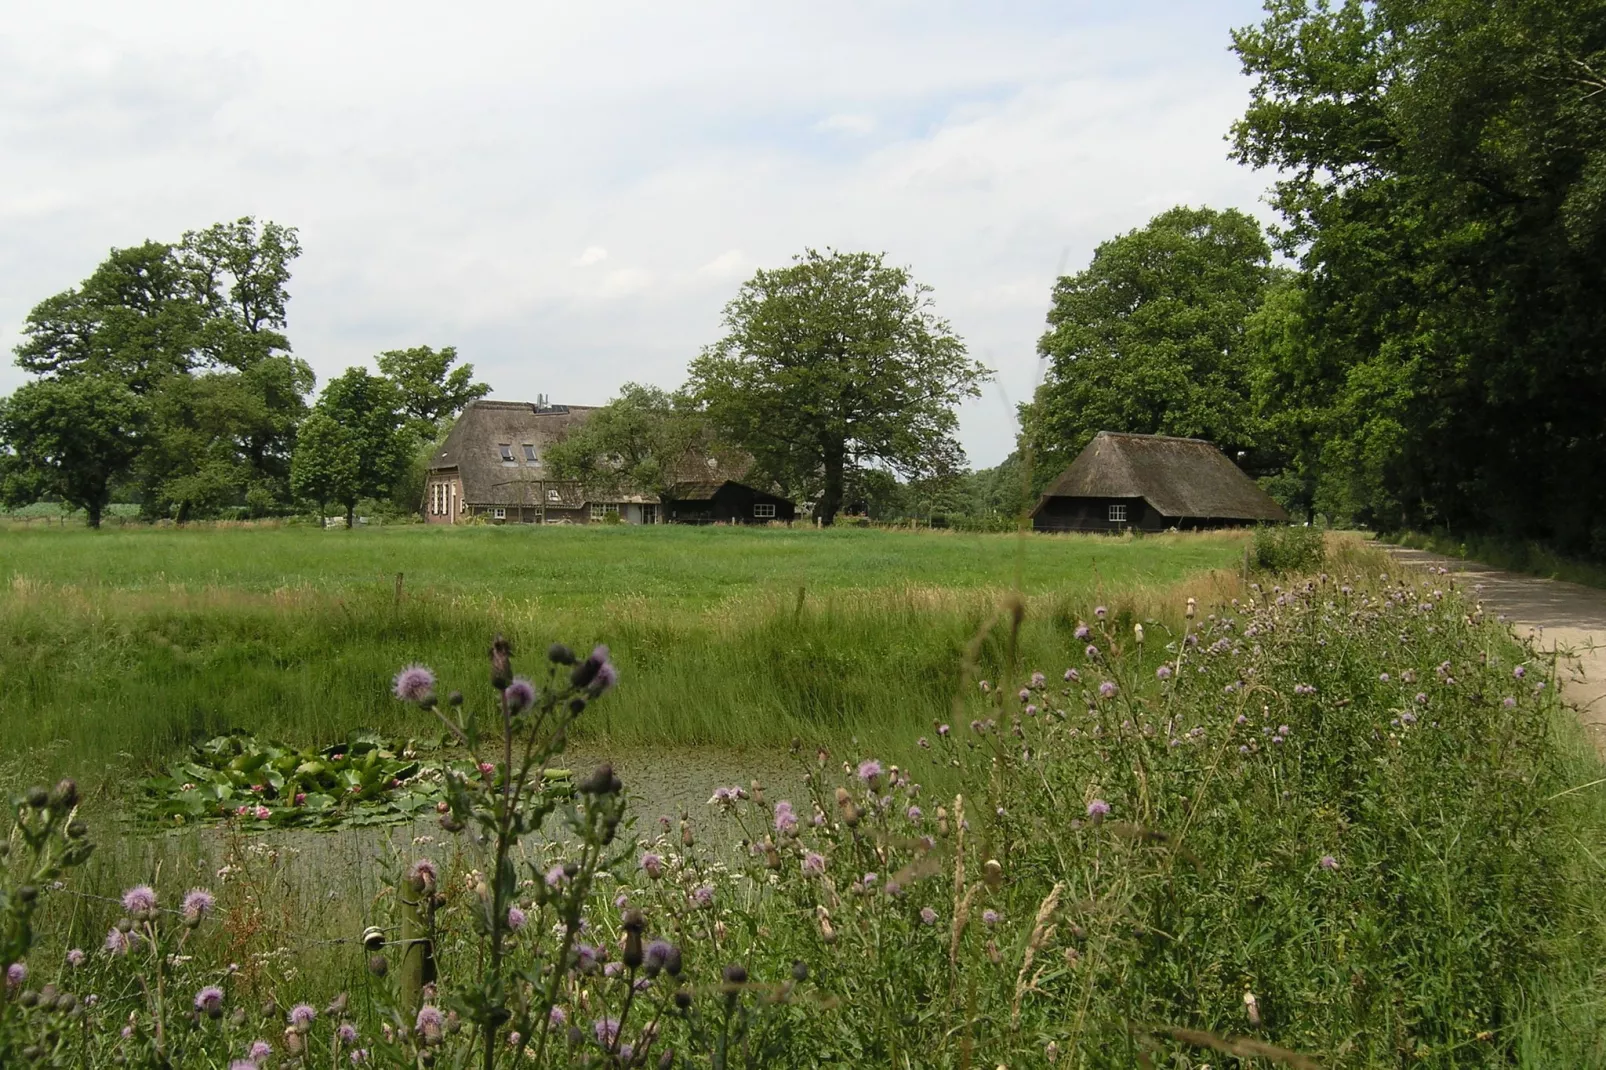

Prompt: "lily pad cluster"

[140,734,573,830]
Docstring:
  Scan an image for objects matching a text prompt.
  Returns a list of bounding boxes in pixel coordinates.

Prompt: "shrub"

[1253,523,1326,574]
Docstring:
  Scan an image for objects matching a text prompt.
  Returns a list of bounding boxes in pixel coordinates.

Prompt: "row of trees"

[0,218,488,526]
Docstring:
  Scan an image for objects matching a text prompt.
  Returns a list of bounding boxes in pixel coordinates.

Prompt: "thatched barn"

[1031,432,1287,533]
[425,399,610,524]
[661,481,796,525]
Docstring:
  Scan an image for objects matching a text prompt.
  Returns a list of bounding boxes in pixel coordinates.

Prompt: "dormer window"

[546,489,562,503]
[498,444,514,463]
[522,444,538,462]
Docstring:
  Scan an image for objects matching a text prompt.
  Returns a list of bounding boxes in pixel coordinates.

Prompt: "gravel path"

[1378,546,1606,754]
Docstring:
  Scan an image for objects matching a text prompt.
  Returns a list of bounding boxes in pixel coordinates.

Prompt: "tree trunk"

[819,444,845,527]
[345,502,355,529]
[86,501,103,529]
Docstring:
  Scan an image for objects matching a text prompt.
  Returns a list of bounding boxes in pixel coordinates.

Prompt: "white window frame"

[522,444,538,463]
[493,507,507,520]
[1108,504,1127,523]
[546,489,562,503]
[498,444,514,462]
[754,503,776,519]
[590,502,620,521]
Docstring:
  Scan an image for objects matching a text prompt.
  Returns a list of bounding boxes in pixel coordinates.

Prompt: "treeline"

[0,218,487,526]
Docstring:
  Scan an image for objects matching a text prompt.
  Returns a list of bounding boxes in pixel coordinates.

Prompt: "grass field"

[0,525,1249,785]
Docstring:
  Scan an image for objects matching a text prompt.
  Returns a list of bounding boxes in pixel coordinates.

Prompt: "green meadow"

[0,524,1247,784]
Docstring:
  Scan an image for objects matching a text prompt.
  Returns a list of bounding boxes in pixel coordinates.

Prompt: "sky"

[0,1,1275,468]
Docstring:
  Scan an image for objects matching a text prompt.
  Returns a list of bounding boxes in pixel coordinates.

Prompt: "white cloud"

[0,0,1276,466]
[814,113,876,136]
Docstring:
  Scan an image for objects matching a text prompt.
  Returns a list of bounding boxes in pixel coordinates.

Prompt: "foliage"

[290,369,411,527]
[1028,206,1276,492]
[688,249,991,525]
[1252,523,1328,574]
[0,376,147,528]
[4,566,1603,1066]
[545,384,737,499]
[374,346,489,443]
[1231,0,1606,553]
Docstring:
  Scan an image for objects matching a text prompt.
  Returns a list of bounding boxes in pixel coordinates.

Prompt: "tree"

[376,345,490,441]
[688,249,989,526]
[544,383,737,498]
[290,368,410,527]
[1027,206,1276,491]
[0,377,145,528]
[1231,0,1606,550]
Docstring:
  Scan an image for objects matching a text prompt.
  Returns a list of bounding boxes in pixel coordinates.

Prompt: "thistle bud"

[25,786,48,809]
[49,779,78,812]
[547,643,576,665]
[623,930,644,970]
[489,636,513,690]
[983,859,1003,889]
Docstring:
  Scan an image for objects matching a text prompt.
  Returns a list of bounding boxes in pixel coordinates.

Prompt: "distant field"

[0,525,1249,785]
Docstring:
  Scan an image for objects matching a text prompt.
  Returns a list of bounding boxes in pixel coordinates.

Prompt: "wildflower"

[640,852,664,880]
[230,1062,258,1070]
[407,859,439,891]
[1378,672,1390,682]
[392,665,435,703]
[1156,665,1172,680]
[415,1005,444,1041]
[1415,692,1428,705]
[979,680,991,693]
[1086,799,1110,819]
[917,735,930,748]
[1095,605,1107,618]
[692,884,714,908]
[773,800,798,835]
[122,884,158,914]
[594,1016,621,1049]
[907,805,923,823]
[478,761,496,778]
[5,962,25,987]
[856,758,884,783]
[802,851,826,876]
[1238,745,1250,754]
[66,948,85,968]
[861,872,878,888]
[937,723,950,736]
[294,793,306,805]
[338,1023,359,1045]
[1133,623,1144,643]
[247,1036,273,1056]
[1503,697,1517,709]
[1319,855,1339,871]
[1085,644,1099,659]
[1025,704,1038,715]
[105,928,138,955]
[507,906,527,932]
[545,864,567,888]
[919,906,938,925]
[1098,681,1117,699]
[1513,665,1526,679]
[289,1003,317,1032]
[1018,688,1031,702]
[195,986,225,1016]
[549,1006,567,1028]
[1030,671,1046,688]
[1074,623,1089,640]
[350,1050,368,1065]
[982,909,999,926]
[504,677,536,712]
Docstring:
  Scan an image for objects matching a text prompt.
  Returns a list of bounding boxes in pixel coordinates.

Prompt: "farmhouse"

[661,481,797,525]
[1031,431,1288,533]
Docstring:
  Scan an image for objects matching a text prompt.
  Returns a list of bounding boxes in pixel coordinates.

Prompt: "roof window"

[522,444,538,463]
[498,444,514,462]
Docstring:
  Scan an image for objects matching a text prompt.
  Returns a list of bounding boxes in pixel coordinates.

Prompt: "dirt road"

[1380,546,1606,753]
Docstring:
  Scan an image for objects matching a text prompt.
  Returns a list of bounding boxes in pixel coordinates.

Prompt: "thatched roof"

[1033,432,1288,523]
[429,400,596,506]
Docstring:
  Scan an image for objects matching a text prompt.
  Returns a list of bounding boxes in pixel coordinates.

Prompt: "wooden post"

[394,572,404,605]
[398,876,435,1013]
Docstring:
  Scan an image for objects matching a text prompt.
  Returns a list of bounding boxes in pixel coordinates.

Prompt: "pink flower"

[919,907,937,926]
[121,885,157,914]
[288,1003,317,1031]
[1319,855,1339,870]
[773,801,798,834]
[1098,681,1118,699]
[254,806,271,820]
[392,665,436,703]
[182,888,215,922]
[407,859,439,890]
[507,906,527,932]
[639,852,664,880]
[5,962,25,987]
[1086,799,1111,819]
[802,852,825,876]
[505,677,536,712]
[856,759,883,783]
[194,986,225,1015]
[479,762,496,778]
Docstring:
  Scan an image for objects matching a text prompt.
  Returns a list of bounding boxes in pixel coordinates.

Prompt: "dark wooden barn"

[1031,432,1288,533]
[662,481,796,525]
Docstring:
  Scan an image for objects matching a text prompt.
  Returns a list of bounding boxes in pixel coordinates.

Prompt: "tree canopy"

[1027,205,1276,492]
[1231,0,1606,550]
[544,383,739,499]
[375,345,490,442]
[0,376,146,528]
[291,368,412,527]
[688,249,990,525]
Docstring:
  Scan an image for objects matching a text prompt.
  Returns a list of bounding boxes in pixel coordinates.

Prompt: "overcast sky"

[0,1,1273,468]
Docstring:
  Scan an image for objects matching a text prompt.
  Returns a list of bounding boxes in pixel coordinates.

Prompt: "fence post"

[398,873,435,1013]
[394,572,404,605]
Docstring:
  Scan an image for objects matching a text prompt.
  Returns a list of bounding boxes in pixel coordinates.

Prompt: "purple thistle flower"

[5,962,25,987]
[66,948,85,968]
[194,986,225,1014]
[917,736,930,748]
[415,1005,444,1038]
[230,1062,258,1070]
[545,864,567,888]
[1415,692,1428,705]
[350,1051,368,1065]
[1085,644,1099,659]
[407,859,438,890]
[104,928,137,956]
[1156,665,1172,680]
[644,939,673,972]
[802,851,826,876]
[919,906,938,926]
[1513,665,1526,679]
[1503,697,1517,709]
[338,1022,359,1044]
[1098,681,1117,699]
[249,1040,273,1060]
[1378,672,1390,682]
[182,888,215,922]
[594,1016,622,1049]
[122,884,157,914]
[774,800,798,834]
[392,664,435,703]
[861,872,878,887]
[937,723,950,737]
[982,909,999,926]
[691,884,714,908]
[507,905,527,932]
[1319,855,1339,871]
[1065,667,1080,682]
[1074,623,1090,640]
[504,677,536,712]
[1018,688,1031,702]
[289,1003,317,1030]
[1094,605,1107,618]
[549,1006,567,1028]
[1086,799,1110,819]
[640,852,664,879]
[856,759,884,783]
[1030,671,1046,688]
[906,805,923,823]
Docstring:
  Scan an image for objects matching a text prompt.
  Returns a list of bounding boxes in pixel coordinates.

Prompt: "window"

[498,444,514,462]
[522,444,538,463]
[1108,504,1127,523]
[546,489,562,503]
[493,507,507,520]
[590,503,620,521]
[754,503,776,519]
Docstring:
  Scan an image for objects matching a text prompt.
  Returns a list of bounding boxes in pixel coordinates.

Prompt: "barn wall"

[1032,497,1158,533]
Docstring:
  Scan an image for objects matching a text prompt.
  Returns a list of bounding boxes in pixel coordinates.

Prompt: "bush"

[1253,523,1326,574]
